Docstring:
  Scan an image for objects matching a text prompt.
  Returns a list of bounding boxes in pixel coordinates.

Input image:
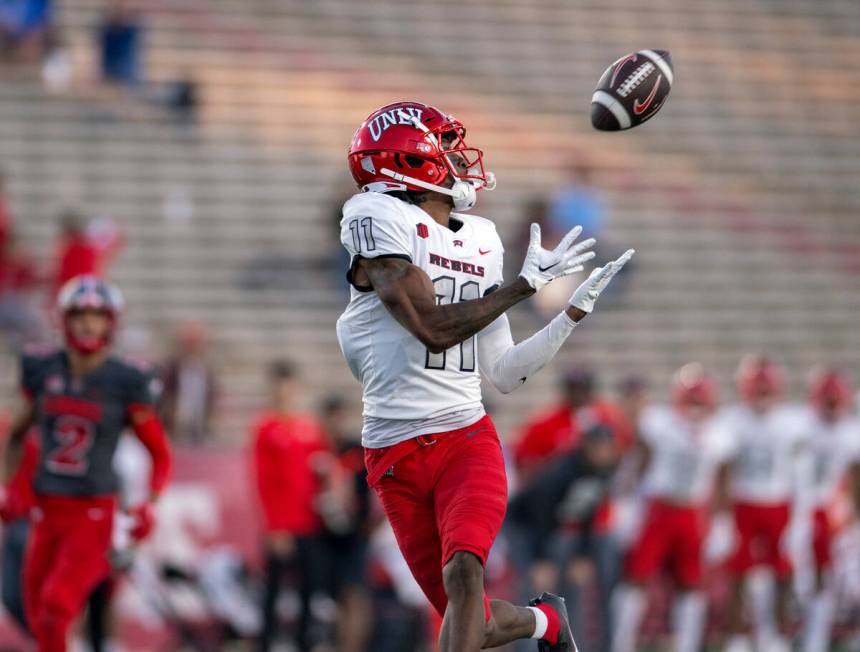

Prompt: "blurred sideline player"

[336,101,634,652]
[611,363,731,652]
[721,356,805,652]
[315,395,373,652]
[1,275,172,652]
[513,366,633,483]
[797,369,860,652]
[252,360,330,652]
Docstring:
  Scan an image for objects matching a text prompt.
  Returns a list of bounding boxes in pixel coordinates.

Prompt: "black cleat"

[528,592,579,652]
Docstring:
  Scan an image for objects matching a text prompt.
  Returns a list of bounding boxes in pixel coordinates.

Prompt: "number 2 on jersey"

[425,276,480,372]
[46,415,95,476]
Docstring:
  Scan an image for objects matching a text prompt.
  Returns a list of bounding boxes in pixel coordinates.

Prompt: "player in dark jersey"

[1,275,172,652]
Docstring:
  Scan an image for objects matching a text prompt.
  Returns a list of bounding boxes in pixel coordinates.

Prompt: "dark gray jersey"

[21,350,159,497]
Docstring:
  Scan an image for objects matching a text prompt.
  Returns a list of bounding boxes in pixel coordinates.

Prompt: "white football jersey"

[717,403,808,504]
[639,405,733,504]
[335,191,504,449]
[799,409,860,508]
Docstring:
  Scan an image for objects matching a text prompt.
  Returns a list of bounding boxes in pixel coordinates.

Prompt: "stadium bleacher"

[1,0,858,440]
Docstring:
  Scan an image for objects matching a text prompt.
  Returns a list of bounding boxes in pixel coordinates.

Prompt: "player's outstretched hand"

[519,223,597,291]
[569,249,635,313]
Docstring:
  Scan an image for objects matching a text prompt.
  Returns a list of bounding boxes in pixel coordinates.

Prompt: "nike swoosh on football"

[538,262,558,272]
[633,74,662,115]
[479,249,492,255]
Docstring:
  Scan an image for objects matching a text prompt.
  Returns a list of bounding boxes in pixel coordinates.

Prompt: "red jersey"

[513,399,633,473]
[251,411,330,535]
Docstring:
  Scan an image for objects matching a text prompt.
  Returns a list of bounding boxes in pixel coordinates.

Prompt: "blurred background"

[0,0,858,650]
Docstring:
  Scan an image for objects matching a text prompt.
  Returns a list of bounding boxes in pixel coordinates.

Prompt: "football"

[591,49,673,131]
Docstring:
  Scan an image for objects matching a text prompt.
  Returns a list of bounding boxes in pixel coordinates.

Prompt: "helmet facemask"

[57,276,124,355]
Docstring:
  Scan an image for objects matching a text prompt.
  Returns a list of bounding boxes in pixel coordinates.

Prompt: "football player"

[611,363,731,652]
[336,101,633,652]
[798,369,860,652]
[721,356,806,652]
[1,275,172,652]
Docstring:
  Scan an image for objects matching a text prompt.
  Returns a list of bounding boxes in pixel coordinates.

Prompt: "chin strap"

[379,167,477,210]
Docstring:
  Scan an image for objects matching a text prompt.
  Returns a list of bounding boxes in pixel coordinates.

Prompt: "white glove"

[518,224,597,291]
[569,249,635,313]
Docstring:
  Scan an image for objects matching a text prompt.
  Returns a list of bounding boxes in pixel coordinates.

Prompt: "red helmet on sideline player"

[57,275,124,354]
[736,355,785,403]
[808,368,854,418]
[672,362,718,415]
[348,101,495,211]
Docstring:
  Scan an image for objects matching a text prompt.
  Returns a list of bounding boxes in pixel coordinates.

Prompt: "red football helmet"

[808,368,854,416]
[57,275,124,354]
[347,101,495,211]
[736,355,785,402]
[672,362,718,413]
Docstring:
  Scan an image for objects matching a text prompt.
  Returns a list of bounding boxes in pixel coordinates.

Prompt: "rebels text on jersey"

[336,191,504,448]
[21,350,161,497]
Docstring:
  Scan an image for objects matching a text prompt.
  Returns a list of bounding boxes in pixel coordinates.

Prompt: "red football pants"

[365,415,508,618]
[626,499,706,589]
[728,500,792,578]
[24,494,116,652]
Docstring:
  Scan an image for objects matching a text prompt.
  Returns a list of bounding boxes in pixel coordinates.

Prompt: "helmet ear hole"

[404,155,425,169]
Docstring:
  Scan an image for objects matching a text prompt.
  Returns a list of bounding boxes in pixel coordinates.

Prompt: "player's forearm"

[422,277,535,352]
[129,406,173,495]
[565,305,588,322]
[2,423,29,483]
[481,312,577,394]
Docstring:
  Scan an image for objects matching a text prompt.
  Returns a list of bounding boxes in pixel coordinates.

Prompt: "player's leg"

[725,503,755,652]
[765,503,793,646]
[373,442,542,649]
[1,517,30,631]
[802,509,835,652]
[86,577,114,652]
[440,550,534,650]
[670,507,706,652]
[258,544,289,652]
[611,501,671,652]
[331,541,372,652]
[22,513,57,637]
[32,501,114,652]
[433,420,571,651]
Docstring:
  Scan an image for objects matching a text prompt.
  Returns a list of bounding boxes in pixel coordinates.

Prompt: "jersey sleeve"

[637,406,665,447]
[19,355,45,399]
[489,230,505,289]
[125,365,162,408]
[706,409,741,461]
[341,193,414,290]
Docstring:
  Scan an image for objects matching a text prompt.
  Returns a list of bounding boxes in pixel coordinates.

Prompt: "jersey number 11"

[425,276,480,372]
